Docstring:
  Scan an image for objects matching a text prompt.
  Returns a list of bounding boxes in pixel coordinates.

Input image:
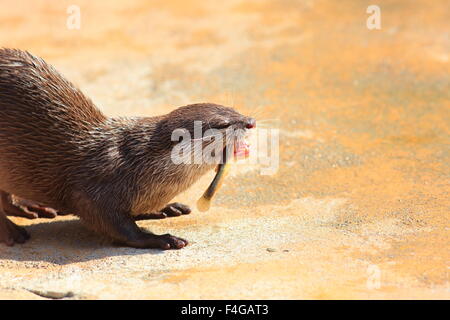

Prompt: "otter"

[0,48,255,249]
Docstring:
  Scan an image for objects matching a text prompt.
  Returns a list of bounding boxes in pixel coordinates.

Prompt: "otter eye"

[215,120,231,129]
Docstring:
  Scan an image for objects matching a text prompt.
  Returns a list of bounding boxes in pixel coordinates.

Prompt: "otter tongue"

[234,140,250,159]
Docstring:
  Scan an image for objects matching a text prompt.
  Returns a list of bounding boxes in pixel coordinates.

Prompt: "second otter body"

[0,48,255,249]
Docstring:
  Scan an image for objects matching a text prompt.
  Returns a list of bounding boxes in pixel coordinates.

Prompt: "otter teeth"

[234,137,250,159]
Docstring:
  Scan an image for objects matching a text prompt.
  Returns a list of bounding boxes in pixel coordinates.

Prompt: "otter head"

[130,103,255,212]
[157,103,255,167]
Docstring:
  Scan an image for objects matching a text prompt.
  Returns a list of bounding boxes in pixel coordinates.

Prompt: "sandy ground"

[0,0,449,299]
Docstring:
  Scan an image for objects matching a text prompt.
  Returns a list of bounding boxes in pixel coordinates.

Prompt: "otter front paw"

[126,233,189,250]
[134,203,191,220]
[1,194,58,219]
[148,233,189,250]
[0,216,30,246]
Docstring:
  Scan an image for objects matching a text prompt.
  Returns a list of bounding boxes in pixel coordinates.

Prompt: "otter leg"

[80,208,188,249]
[122,229,189,250]
[0,202,30,246]
[134,203,191,220]
[0,192,58,219]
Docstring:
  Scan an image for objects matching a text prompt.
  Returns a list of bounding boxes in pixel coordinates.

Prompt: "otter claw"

[156,234,189,249]
[1,194,58,219]
[122,232,189,249]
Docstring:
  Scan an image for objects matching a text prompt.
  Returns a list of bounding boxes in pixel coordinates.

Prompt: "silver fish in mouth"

[196,130,252,212]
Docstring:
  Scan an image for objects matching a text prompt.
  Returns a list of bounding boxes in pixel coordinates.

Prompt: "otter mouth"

[215,118,255,163]
[232,124,254,161]
[233,137,251,159]
[232,119,255,160]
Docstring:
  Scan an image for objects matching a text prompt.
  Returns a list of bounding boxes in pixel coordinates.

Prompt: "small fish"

[197,158,231,212]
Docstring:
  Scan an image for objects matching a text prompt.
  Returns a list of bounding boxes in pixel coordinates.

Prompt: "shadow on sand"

[0,218,166,265]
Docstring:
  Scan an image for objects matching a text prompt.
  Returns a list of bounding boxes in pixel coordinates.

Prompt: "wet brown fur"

[0,48,253,249]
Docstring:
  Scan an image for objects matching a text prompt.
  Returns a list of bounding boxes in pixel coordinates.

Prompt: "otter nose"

[245,118,256,129]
